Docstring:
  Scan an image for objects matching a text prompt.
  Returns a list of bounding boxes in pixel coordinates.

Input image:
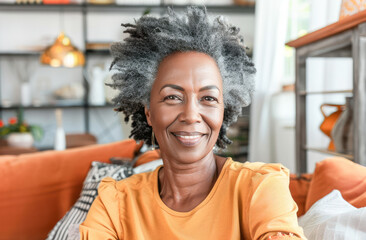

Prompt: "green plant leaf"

[30,126,44,141]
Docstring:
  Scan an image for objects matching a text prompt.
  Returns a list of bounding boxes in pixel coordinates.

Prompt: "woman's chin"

[160,145,215,165]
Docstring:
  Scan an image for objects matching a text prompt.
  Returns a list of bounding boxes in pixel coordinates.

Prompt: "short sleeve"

[79,177,123,240]
[247,164,307,240]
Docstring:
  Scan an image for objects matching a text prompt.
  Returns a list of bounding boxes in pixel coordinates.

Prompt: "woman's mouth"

[171,132,205,146]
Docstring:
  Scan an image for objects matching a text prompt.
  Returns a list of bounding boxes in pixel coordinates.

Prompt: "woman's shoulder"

[227,159,289,177]
[98,169,157,196]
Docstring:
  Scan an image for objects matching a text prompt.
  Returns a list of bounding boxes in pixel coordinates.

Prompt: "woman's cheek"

[201,107,224,130]
[151,105,179,129]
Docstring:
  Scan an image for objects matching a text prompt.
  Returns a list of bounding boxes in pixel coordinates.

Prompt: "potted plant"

[0,108,43,148]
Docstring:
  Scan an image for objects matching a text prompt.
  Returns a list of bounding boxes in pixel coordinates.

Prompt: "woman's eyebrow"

[159,84,184,93]
[199,85,220,93]
[159,84,220,93]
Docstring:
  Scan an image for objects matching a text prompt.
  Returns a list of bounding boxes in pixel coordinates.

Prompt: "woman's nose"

[178,99,202,124]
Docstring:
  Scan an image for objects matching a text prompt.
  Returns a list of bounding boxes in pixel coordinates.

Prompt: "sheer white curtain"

[249,0,290,163]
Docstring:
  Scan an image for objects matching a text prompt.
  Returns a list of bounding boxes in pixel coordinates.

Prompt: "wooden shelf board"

[86,42,111,50]
[286,10,366,48]
[299,89,353,95]
[305,146,354,160]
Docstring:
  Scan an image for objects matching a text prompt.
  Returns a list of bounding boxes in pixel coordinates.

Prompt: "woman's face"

[145,51,224,163]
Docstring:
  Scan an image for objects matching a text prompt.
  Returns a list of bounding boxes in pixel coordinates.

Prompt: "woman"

[80,7,306,240]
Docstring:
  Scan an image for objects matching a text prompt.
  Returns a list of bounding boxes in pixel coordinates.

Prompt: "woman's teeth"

[175,135,200,139]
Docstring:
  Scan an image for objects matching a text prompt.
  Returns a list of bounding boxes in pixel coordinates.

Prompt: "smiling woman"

[80,6,307,240]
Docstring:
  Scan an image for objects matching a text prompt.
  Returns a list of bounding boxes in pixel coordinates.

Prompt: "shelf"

[0,52,41,57]
[0,3,255,13]
[0,103,113,110]
[0,3,83,11]
[85,42,111,55]
[0,44,111,56]
[85,49,111,55]
[305,146,354,160]
[0,104,85,110]
[299,89,353,95]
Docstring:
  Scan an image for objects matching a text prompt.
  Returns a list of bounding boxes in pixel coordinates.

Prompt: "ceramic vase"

[319,103,344,151]
[331,97,354,154]
[20,82,32,106]
[54,127,66,151]
[54,109,66,151]
[7,132,34,148]
[88,66,106,106]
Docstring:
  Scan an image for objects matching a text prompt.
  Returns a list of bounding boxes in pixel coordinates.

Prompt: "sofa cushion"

[0,139,139,240]
[135,149,161,167]
[305,157,366,212]
[46,161,134,240]
[289,173,312,217]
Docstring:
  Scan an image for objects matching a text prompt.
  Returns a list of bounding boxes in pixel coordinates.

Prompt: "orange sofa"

[0,139,144,240]
[0,139,365,240]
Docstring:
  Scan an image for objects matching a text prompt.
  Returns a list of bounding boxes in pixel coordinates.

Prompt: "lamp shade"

[40,32,85,68]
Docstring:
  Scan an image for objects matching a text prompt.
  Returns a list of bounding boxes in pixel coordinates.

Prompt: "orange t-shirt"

[80,158,306,240]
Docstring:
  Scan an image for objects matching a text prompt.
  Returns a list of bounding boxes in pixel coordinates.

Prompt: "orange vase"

[319,104,344,151]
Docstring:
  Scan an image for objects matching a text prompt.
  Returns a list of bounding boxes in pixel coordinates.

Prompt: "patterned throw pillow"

[46,161,133,240]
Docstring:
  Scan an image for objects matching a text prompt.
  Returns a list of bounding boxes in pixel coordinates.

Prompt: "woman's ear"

[144,106,152,126]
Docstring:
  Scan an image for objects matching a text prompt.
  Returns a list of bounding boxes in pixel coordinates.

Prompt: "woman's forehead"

[154,51,223,89]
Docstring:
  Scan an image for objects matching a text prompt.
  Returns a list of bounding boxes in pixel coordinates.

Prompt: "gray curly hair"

[108,6,256,149]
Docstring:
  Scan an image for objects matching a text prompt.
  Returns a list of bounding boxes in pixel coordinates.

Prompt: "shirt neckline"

[153,157,233,217]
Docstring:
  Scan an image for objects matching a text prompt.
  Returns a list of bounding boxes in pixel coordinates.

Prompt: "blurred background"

[0,0,359,174]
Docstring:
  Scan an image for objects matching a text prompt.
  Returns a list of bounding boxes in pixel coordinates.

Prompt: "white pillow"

[133,159,163,174]
[298,189,366,240]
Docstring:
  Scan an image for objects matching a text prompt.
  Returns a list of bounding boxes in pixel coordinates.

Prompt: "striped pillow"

[46,161,133,240]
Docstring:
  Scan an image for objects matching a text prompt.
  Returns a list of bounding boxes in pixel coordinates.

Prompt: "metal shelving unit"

[287,10,366,174]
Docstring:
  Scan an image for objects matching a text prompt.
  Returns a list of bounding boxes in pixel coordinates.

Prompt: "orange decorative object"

[43,0,70,4]
[319,104,344,151]
[40,32,84,68]
[234,0,255,6]
[339,0,366,20]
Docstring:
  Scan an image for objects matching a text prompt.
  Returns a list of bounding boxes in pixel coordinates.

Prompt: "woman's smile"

[170,131,207,147]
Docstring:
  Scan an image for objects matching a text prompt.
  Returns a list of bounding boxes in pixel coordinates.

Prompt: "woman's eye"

[163,95,181,102]
[202,96,218,102]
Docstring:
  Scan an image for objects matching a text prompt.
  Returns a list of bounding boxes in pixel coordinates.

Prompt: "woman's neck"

[158,152,226,212]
